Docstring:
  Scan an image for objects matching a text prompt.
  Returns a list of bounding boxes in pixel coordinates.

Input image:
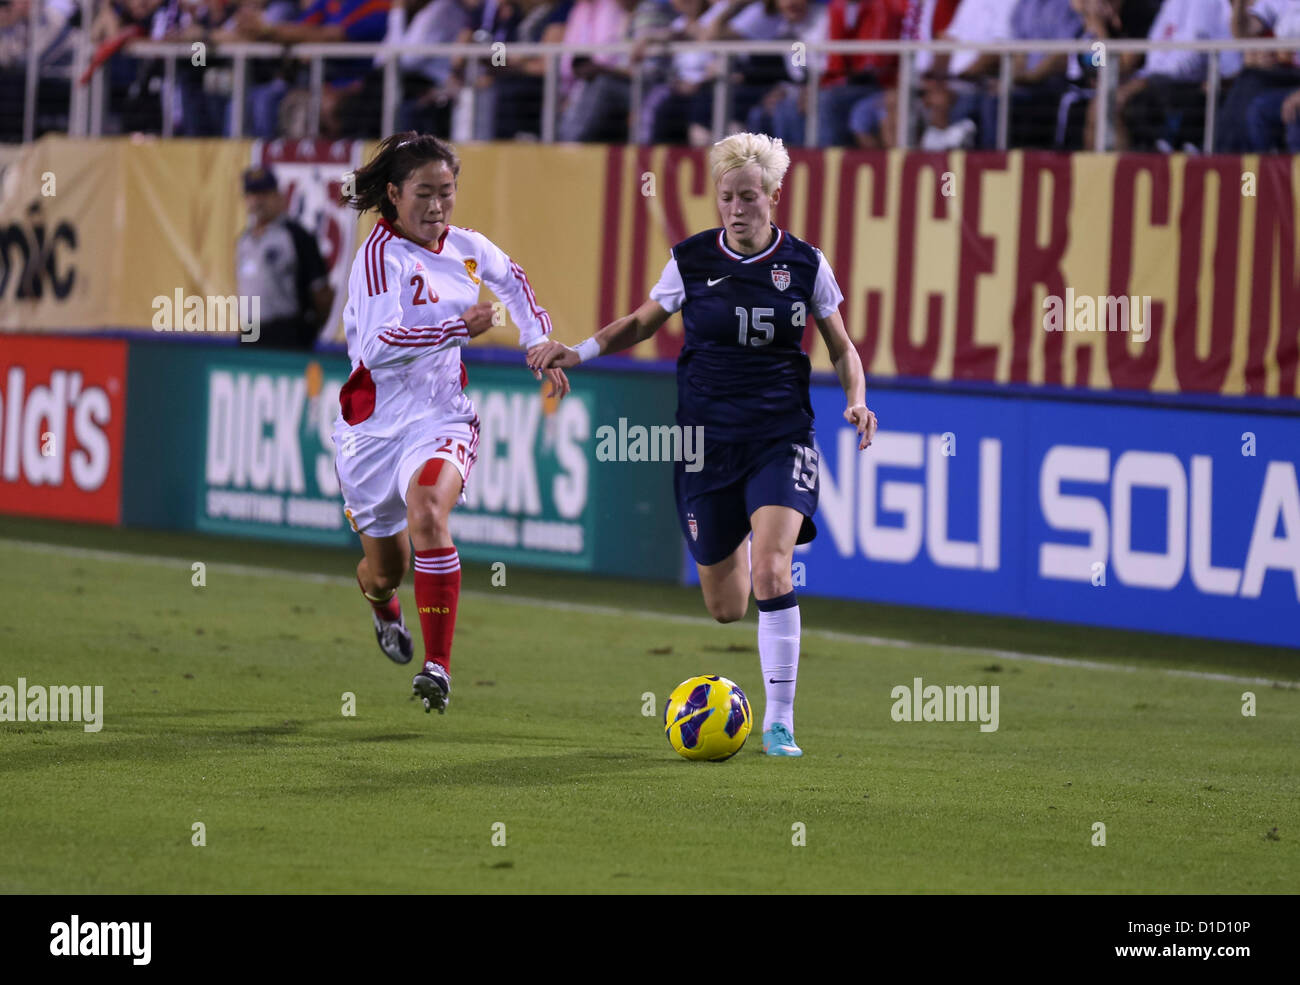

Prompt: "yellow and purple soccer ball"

[663,675,752,761]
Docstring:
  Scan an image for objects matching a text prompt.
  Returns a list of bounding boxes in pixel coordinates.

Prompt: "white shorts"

[334,418,480,538]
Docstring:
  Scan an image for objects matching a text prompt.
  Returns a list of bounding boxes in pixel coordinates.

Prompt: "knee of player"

[370,568,404,593]
[358,557,403,593]
[707,599,748,624]
[406,499,450,542]
[750,559,792,599]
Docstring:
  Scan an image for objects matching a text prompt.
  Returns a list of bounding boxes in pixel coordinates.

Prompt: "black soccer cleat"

[411,663,451,714]
[372,610,414,665]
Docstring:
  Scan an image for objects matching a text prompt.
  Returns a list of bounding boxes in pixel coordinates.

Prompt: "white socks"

[756,591,800,732]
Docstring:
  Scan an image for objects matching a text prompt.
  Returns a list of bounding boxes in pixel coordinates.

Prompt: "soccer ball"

[663,675,752,761]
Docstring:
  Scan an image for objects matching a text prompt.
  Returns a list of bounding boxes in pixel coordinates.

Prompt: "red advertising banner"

[0,336,126,524]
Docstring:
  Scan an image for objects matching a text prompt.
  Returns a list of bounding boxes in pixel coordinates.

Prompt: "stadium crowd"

[4,0,1300,151]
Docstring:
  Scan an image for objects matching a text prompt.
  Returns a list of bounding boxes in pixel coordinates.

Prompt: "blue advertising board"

[686,385,1300,649]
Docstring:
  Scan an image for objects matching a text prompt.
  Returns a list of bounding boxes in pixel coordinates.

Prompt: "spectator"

[479,0,578,140]
[850,0,959,147]
[557,0,632,142]
[236,166,334,350]
[558,0,670,143]
[156,1,235,137]
[928,0,1018,148]
[1000,0,1083,148]
[455,0,589,140]
[1060,0,1160,149]
[1266,77,1300,150]
[819,0,907,148]
[1233,0,1300,151]
[638,0,731,145]
[90,0,166,134]
[706,0,793,133]
[368,0,475,139]
[0,1,33,140]
[231,0,391,138]
[1216,0,1300,151]
[742,0,829,146]
[919,73,977,145]
[0,0,79,141]
[1114,0,1238,152]
[157,2,299,136]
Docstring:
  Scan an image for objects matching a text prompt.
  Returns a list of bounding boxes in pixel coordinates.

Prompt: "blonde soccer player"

[336,132,568,714]
[528,132,877,755]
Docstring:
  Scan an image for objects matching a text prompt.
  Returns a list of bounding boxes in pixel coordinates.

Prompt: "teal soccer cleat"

[762,723,802,757]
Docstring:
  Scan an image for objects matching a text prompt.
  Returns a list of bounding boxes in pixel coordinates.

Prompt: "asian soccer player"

[335,132,568,714]
[528,132,877,756]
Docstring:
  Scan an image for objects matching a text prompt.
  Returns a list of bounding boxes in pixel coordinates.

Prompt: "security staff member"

[236,165,334,349]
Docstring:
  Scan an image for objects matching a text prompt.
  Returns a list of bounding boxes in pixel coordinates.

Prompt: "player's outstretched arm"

[815,309,878,450]
[525,299,672,372]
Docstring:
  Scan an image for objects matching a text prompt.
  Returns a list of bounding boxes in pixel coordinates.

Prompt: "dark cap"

[242,166,278,193]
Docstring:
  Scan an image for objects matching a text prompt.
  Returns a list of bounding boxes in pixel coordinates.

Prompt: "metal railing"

[16,34,1300,150]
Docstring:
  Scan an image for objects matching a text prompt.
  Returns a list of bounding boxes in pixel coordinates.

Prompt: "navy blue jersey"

[650,224,843,444]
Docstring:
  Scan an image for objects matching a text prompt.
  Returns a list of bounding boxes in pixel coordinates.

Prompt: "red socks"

[358,575,401,623]
[413,547,460,672]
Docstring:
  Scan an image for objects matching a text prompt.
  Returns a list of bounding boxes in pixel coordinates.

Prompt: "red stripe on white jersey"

[509,261,552,336]
[382,316,466,338]
[365,226,380,296]
[378,319,468,347]
[378,332,466,349]
[365,225,394,297]
[377,229,392,292]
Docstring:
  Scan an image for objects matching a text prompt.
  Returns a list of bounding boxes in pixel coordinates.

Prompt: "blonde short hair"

[708,132,790,196]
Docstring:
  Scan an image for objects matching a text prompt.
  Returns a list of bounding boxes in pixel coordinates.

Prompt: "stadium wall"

[2,334,1297,648]
[3,138,1300,400]
[3,137,1298,647]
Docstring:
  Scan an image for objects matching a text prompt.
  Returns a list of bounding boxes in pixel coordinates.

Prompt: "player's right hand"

[526,339,581,371]
[463,302,496,338]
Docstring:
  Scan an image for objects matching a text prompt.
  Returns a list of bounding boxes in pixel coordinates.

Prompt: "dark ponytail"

[343,132,461,221]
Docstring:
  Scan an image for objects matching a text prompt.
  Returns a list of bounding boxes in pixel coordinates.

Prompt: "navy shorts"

[675,432,819,566]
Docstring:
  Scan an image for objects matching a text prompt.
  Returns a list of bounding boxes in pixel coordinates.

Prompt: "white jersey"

[335,219,553,439]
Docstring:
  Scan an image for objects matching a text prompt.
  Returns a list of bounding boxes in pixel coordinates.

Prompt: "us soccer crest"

[464,258,481,284]
[687,513,698,541]
[771,264,790,291]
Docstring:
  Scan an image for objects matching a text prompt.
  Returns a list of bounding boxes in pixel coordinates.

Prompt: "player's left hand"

[540,366,570,399]
[845,404,877,450]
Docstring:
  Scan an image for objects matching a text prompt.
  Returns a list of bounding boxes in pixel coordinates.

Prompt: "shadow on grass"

[0,721,667,790]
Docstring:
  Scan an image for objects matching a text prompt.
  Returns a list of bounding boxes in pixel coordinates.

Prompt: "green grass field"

[0,517,1296,893]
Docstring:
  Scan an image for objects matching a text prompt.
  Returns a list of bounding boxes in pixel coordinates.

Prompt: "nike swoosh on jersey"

[706,276,731,286]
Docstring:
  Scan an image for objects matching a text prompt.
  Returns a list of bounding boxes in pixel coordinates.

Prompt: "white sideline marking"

[5,537,1297,690]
